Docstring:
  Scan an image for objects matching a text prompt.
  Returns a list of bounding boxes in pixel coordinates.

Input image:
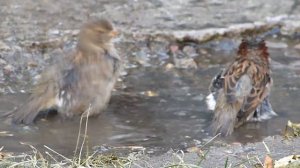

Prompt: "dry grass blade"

[44,145,72,163]
[163,150,203,168]
[262,141,271,154]
[78,104,91,165]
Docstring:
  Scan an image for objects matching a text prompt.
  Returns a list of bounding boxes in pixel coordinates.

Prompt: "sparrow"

[206,38,277,136]
[10,19,122,124]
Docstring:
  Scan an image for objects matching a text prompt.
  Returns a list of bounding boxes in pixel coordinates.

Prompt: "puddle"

[1,36,300,156]
[0,67,212,156]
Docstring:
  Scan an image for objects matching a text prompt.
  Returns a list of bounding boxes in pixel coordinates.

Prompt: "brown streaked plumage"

[209,38,275,136]
[11,19,122,124]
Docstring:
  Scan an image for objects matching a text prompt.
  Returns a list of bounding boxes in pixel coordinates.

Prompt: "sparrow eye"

[95,28,105,33]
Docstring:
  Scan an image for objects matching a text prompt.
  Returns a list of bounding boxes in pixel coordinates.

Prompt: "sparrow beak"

[109,30,119,38]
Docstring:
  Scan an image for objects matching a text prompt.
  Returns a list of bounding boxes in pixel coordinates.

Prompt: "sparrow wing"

[223,59,251,103]
[12,66,60,124]
[211,59,251,135]
[236,71,272,126]
[55,59,82,117]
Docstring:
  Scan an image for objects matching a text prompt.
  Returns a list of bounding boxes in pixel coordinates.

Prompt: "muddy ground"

[1,0,300,167]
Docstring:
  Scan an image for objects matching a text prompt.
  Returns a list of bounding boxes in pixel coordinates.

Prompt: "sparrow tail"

[12,97,56,125]
[211,93,240,136]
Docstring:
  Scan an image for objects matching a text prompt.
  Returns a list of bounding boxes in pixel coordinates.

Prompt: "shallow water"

[1,37,300,156]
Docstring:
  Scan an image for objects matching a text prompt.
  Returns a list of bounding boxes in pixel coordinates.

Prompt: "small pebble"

[27,61,38,68]
[147,150,154,154]
[183,46,198,57]
[0,41,10,51]
[3,64,14,75]
[174,58,197,69]
[165,63,174,70]
[175,111,187,116]
[245,134,254,138]
[0,58,7,65]
[224,150,233,154]
[199,48,208,55]
[294,43,300,50]
[48,29,60,36]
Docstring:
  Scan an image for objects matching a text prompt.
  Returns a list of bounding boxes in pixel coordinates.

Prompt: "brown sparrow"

[11,19,122,124]
[206,38,277,136]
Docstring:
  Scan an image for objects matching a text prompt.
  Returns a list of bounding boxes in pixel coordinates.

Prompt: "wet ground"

[0,0,300,159]
[133,136,300,168]
[1,36,300,156]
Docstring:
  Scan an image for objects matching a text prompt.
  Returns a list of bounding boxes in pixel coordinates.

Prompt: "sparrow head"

[77,19,118,52]
[237,38,269,64]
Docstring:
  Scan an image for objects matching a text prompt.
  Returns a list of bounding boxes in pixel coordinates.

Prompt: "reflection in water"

[1,40,300,156]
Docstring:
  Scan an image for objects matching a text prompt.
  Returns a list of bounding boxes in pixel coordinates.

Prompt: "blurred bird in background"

[206,38,277,136]
[10,19,122,124]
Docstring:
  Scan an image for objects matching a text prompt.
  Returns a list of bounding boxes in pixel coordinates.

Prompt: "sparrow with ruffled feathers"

[206,38,277,136]
[11,19,122,124]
